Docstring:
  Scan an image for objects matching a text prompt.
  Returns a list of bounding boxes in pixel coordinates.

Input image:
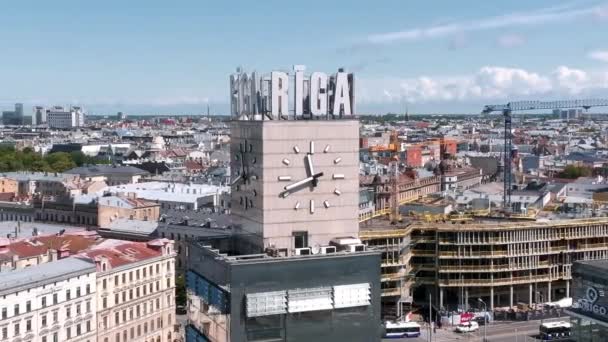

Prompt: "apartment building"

[97,195,160,228]
[0,257,97,342]
[47,106,85,129]
[79,238,176,342]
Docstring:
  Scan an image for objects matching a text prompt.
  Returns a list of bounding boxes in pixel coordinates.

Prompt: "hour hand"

[230,174,242,186]
[283,172,323,191]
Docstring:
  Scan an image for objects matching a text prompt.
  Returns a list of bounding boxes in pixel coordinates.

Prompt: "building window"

[53,332,58,342]
[130,327,134,339]
[115,333,120,342]
[115,312,119,325]
[26,320,31,332]
[149,283,153,293]
[129,290,133,300]
[137,325,141,336]
[76,287,81,298]
[136,270,140,280]
[26,301,31,313]
[156,298,160,310]
[123,331,126,341]
[53,311,58,323]
[66,327,71,339]
[1,327,6,339]
[151,319,154,331]
[149,265,153,276]
[122,310,126,322]
[86,301,91,313]
[156,264,159,274]
[86,284,91,294]
[42,314,47,327]
[114,276,119,286]
[1,307,6,319]
[76,304,81,315]
[86,320,91,332]
[102,279,107,290]
[66,289,71,301]
[167,278,170,288]
[103,316,108,329]
[14,304,19,316]
[293,231,308,248]
[115,293,119,304]
[76,324,81,336]
[129,309,133,320]
[14,323,19,336]
[143,268,146,278]
[136,288,140,298]
[66,307,71,318]
[122,292,126,302]
[156,281,159,292]
[136,305,140,317]
[129,272,133,282]
[103,298,107,309]
[53,294,58,305]
[122,274,126,284]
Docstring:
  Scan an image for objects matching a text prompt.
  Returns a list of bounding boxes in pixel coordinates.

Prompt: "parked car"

[176,305,187,315]
[455,321,479,333]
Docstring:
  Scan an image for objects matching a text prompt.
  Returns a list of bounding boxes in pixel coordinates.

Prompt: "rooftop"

[0,257,95,296]
[65,165,150,176]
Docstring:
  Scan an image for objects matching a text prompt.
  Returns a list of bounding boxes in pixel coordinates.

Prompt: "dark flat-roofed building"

[64,165,150,185]
[187,234,382,342]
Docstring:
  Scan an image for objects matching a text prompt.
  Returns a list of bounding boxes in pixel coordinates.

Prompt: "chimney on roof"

[49,249,58,262]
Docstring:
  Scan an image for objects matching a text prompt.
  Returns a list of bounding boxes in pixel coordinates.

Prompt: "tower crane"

[481,99,608,212]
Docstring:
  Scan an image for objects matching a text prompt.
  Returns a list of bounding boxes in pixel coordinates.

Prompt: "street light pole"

[429,292,432,342]
[478,298,487,342]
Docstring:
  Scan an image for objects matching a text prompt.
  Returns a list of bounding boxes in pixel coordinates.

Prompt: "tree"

[44,152,76,172]
[558,165,592,179]
[175,275,187,307]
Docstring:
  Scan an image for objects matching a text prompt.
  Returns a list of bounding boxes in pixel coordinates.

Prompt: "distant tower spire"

[405,103,409,122]
[207,104,210,120]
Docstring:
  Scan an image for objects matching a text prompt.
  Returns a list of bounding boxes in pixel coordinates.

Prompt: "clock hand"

[230,174,242,186]
[283,172,323,191]
[305,154,315,177]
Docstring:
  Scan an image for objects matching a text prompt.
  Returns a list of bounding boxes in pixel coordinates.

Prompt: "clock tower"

[231,120,359,254]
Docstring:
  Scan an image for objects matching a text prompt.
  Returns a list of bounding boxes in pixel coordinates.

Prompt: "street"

[383,317,567,342]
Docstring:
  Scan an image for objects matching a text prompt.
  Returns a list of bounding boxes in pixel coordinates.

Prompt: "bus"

[539,321,571,340]
[383,321,421,339]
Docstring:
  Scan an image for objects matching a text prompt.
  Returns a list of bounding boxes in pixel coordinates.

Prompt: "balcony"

[436,273,571,287]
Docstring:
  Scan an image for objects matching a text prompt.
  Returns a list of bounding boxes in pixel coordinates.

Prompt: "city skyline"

[1,0,608,114]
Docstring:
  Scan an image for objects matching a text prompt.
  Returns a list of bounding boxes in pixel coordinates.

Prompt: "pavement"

[382,317,567,342]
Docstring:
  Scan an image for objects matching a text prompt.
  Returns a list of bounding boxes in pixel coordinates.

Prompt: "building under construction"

[361,215,608,317]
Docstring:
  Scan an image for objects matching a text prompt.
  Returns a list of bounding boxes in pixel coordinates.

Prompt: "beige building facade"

[230,120,360,254]
[85,239,176,342]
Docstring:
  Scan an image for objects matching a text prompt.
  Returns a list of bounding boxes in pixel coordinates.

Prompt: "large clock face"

[278,140,344,214]
[233,139,257,210]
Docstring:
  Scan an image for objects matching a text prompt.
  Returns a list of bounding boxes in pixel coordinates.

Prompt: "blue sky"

[1,0,608,115]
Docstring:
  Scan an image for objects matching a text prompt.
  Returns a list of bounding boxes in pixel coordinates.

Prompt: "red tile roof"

[79,240,164,270]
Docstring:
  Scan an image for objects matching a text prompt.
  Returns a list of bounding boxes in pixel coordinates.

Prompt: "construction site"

[358,99,608,318]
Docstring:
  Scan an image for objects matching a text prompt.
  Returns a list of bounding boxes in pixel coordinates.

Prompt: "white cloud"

[589,50,608,62]
[497,34,526,48]
[358,65,608,104]
[366,3,604,44]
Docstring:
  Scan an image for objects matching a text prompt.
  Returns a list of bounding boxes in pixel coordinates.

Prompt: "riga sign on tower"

[230,65,355,120]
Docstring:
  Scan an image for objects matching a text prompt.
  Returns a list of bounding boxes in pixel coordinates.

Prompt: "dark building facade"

[567,260,608,341]
[186,235,382,342]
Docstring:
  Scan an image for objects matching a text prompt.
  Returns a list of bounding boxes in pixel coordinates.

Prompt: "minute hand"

[284,172,323,191]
